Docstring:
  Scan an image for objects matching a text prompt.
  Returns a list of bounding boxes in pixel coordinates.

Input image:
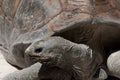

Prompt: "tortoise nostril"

[35,48,43,53]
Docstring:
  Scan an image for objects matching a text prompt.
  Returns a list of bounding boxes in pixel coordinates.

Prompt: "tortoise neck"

[70,48,99,80]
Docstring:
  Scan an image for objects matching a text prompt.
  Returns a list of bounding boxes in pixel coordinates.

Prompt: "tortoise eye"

[35,48,43,53]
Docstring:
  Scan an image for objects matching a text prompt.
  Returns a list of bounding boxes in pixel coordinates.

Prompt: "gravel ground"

[0,52,17,80]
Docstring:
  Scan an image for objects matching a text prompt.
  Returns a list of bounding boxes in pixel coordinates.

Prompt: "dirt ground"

[0,52,17,80]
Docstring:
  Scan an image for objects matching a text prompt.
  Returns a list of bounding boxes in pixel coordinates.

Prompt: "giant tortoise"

[25,36,108,80]
[0,0,120,80]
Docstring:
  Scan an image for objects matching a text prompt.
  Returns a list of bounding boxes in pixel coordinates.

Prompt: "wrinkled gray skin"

[25,37,106,80]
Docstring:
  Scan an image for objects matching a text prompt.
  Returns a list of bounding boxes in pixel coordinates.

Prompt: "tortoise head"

[25,37,74,68]
[25,36,107,80]
[25,36,95,70]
